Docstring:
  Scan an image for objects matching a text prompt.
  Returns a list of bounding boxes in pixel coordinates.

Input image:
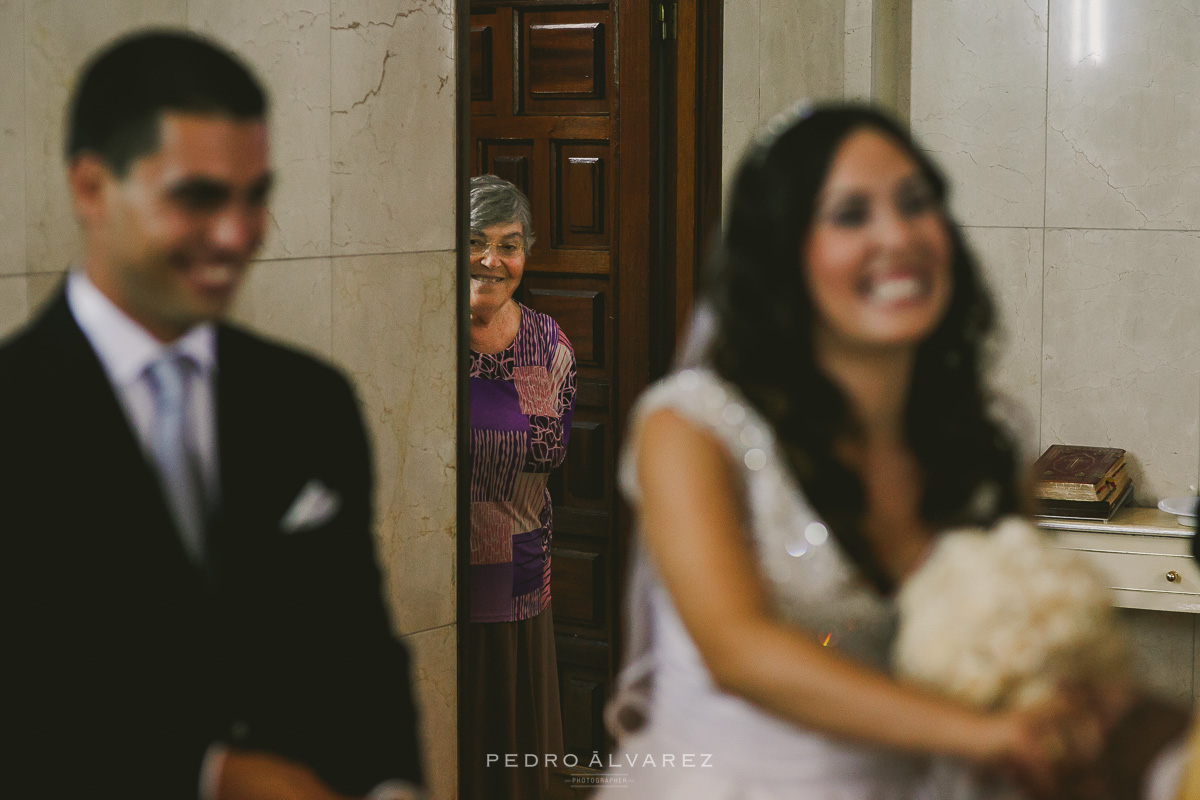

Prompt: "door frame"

[455,0,724,790]
[454,0,471,788]
[662,0,723,360]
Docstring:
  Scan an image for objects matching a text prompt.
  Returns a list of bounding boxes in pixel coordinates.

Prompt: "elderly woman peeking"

[463,175,576,800]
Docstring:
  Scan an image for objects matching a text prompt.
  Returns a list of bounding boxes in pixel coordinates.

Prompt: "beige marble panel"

[25,2,188,274]
[870,0,910,120]
[402,624,457,800]
[965,227,1044,461]
[27,270,65,318]
[1195,616,1200,702]
[0,275,28,340]
[331,251,456,635]
[843,0,873,102]
[1119,608,1195,705]
[910,0,1047,228]
[893,0,912,120]
[331,0,456,256]
[1046,0,1200,230]
[189,1,333,260]
[721,0,760,196]
[1042,230,1200,505]
[0,0,25,275]
[758,0,844,122]
[230,257,332,359]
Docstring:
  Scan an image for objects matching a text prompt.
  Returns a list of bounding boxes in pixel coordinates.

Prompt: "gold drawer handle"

[1166,571,1181,583]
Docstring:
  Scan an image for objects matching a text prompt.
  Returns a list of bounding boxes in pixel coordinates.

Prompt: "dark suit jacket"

[2,292,423,799]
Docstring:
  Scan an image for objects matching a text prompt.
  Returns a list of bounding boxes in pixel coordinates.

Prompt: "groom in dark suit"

[2,30,423,800]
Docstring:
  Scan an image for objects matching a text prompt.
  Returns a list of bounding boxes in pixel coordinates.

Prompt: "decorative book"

[1095,463,1131,501]
[1033,444,1127,502]
[1035,481,1134,522]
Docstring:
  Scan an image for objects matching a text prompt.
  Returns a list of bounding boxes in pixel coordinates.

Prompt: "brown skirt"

[462,603,564,800]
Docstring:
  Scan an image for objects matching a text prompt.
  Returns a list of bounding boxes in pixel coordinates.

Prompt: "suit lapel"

[35,290,204,580]
[212,326,304,581]
[214,326,245,527]
[211,325,266,579]
[38,290,157,482]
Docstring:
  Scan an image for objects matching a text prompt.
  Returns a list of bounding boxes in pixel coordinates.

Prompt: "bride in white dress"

[593,105,1105,800]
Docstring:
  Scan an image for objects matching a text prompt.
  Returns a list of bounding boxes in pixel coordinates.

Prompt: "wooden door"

[661,1,723,357]
[468,0,654,771]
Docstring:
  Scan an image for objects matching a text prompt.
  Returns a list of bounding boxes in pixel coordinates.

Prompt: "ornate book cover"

[1033,444,1127,502]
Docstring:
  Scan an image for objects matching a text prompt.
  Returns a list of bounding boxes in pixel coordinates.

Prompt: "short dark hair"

[66,29,267,176]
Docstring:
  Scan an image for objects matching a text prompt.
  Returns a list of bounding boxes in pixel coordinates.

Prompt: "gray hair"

[469,174,535,250]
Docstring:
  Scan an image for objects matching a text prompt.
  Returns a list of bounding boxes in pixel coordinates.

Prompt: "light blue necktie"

[146,351,207,565]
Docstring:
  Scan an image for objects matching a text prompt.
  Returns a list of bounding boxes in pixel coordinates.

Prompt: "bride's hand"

[976,694,1106,799]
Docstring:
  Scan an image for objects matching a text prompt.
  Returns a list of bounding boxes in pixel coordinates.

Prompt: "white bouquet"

[894,516,1129,711]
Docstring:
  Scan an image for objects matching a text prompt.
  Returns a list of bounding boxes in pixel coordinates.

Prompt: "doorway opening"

[457,2,723,793]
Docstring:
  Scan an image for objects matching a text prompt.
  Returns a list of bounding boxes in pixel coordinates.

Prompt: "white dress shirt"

[66,270,219,503]
[65,270,420,800]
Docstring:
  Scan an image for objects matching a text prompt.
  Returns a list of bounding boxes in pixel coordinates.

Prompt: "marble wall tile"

[7,270,65,330]
[26,271,64,318]
[965,227,1044,460]
[892,0,911,120]
[331,0,456,256]
[0,276,28,340]
[1118,608,1195,705]
[24,2,188,275]
[189,1,334,260]
[868,0,908,119]
[758,0,844,122]
[0,0,26,276]
[402,624,457,800]
[331,251,456,635]
[843,0,874,102]
[1045,0,1200,231]
[1194,617,1200,701]
[230,257,333,359]
[1042,230,1200,505]
[721,0,760,195]
[842,0,909,117]
[910,0,1048,228]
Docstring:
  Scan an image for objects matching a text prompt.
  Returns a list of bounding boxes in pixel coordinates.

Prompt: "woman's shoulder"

[621,368,776,501]
[516,302,574,363]
[633,368,757,431]
[517,302,566,343]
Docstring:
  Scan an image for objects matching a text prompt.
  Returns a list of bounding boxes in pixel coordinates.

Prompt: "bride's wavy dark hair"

[702,103,1021,595]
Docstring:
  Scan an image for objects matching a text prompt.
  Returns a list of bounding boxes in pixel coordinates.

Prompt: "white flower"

[893,517,1129,709]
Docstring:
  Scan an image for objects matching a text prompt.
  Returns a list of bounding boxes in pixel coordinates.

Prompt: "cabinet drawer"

[1056,547,1200,613]
[1041,509,1199,613]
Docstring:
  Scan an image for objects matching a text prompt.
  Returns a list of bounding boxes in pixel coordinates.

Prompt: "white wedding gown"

[594,367,1007,800]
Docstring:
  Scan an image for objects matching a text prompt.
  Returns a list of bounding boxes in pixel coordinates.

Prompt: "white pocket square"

[280,479,342,534]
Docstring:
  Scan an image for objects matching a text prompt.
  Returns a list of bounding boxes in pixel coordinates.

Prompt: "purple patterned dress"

[469,303,576,623]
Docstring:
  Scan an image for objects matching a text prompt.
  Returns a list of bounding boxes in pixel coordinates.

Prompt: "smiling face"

[71,112,272,342]
[468,221,526,319]
[803,128,953,357]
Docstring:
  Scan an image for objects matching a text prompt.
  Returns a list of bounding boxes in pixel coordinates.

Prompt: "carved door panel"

[469,0,654,772]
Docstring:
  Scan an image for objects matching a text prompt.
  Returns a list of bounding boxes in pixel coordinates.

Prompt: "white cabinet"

[1040,508,1199,702]
[1039,508,1199,614]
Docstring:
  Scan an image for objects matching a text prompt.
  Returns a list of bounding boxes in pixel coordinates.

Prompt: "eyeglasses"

[469,237,525,259]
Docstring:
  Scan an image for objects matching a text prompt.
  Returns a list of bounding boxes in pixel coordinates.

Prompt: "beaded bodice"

[619,367,898,670]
